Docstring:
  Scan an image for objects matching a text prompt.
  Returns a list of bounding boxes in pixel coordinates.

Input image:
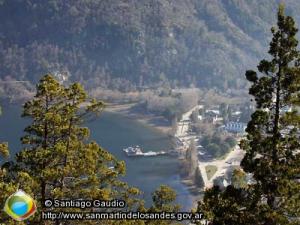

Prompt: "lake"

[0,105,193,210]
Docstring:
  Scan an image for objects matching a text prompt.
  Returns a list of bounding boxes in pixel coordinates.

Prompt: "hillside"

[1,0,300,97]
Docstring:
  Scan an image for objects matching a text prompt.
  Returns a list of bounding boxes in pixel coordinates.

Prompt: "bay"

[0,105,193,210]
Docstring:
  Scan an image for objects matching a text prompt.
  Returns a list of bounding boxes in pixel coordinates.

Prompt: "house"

[225,122,247,133]
[232,111,242,116]
[231,110,242,121]
[204,109,224,124]
[212,116,223,124]
[205,109,220,117]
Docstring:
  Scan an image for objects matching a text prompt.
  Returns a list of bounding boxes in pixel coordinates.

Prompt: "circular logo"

[4,190,37,221]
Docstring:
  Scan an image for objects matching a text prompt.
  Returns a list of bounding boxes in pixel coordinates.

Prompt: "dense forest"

[2,0,300,98]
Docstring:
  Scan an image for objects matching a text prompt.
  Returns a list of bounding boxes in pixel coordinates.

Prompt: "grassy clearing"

[205,165,218,180]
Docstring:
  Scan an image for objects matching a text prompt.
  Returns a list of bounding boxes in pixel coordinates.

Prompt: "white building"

[225,122,247,133]
[205,109,220,116]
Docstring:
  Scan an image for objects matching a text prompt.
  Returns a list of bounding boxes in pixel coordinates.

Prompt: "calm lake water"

[0,105,193,210]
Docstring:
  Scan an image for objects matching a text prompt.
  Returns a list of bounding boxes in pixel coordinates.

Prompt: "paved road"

[176,105,201,138]
[198,143,245,188]
[174,105,245,189]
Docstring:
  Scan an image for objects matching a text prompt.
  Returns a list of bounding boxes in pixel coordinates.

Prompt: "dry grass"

[205,165,218,180]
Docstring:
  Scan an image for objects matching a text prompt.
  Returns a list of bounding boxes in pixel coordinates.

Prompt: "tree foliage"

[2,0,300,95]
[0,75,144,224]
[0,75,183,225]
[200,134,235,158]
[195,5,300,225]
[147,185,181,225]
[231,169,247,189]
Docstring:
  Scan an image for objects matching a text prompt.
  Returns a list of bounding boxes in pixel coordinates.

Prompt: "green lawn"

[205,165,218,180]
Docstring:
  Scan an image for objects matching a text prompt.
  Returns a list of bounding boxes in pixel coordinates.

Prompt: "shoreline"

[3,102,202,209]
[104,103,172,135]
[105,103,202,208]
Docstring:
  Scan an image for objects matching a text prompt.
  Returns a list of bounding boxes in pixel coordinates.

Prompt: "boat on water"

[123,146,167,157]
[123,146,144,156]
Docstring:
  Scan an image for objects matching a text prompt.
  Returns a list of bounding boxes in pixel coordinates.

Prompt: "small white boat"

[123,146,143,156]
[123,146,167,157]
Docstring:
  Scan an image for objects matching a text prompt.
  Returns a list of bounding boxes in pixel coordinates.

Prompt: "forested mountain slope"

[0,0,299,94]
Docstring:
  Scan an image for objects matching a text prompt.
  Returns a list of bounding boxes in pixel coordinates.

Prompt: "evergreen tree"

[241,4,300,223]
[151,185,179,212]
[183,138,198,178]
[146,185,181,225]
[219,103,229,123]
[231,169,247,189]
[2,75,143,224]
[195,186,261,225]
[191,109,200,124]
[0,76,183,225]
[194,166,204,188]
[195,5,300,225]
